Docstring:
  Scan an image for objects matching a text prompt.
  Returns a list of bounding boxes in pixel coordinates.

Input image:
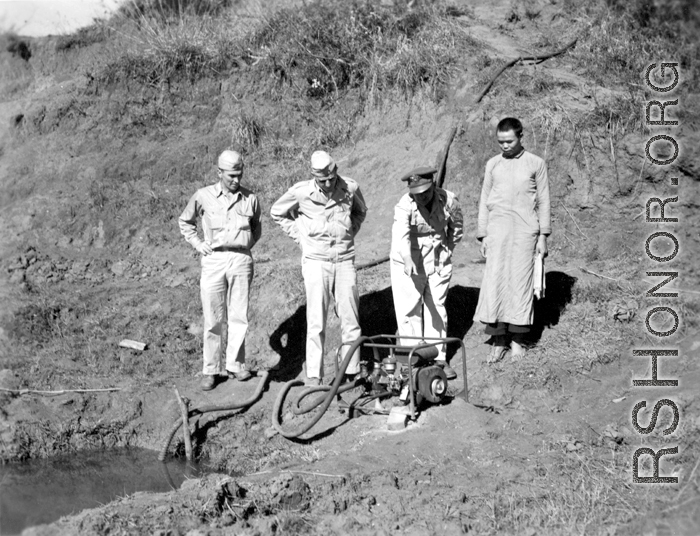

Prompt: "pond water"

[0,448,213,535]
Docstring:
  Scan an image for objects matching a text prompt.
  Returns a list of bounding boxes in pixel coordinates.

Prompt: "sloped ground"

[1,0,700,534]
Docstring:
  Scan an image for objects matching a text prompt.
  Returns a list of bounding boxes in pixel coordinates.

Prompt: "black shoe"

[201,374,216,391]
[227,370,252,382]
[437,361,457,380]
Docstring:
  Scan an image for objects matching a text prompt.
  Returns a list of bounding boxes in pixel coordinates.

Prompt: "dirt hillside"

[1,0,699,534]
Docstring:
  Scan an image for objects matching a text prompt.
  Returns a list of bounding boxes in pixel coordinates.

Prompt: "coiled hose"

[272,336,370,438]
[158,371,269,461]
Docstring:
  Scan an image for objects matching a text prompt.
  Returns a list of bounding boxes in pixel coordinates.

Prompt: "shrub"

[5,33,31,61]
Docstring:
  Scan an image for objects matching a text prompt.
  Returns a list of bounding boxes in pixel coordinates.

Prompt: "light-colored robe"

[474,150,551,326]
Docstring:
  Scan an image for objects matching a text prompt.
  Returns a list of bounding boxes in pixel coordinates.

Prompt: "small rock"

[169,274,186,288]
[566,441,583,451]
[111,261,127,276]
[387,406,409,431]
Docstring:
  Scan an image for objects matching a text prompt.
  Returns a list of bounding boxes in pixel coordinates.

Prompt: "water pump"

[272,334,468,438]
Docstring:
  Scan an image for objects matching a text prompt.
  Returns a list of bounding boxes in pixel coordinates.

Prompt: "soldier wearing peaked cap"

[179,150,262,391]
[390,166,464,379]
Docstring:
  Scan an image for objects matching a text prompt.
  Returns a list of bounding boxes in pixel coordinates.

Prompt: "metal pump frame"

[336,333,469,421]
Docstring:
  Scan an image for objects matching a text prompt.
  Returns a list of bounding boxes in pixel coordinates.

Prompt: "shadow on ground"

[268,284,486,380]
[529,271,577,344]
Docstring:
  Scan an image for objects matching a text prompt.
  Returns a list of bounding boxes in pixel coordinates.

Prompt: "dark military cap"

[400,166,436,194]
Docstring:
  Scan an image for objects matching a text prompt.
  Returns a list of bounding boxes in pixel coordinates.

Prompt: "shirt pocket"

[234,205,254,231]
[205,213,226,230]
[334,204,352,231]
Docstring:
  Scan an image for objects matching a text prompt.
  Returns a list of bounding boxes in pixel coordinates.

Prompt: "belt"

[213,246,249,253]
[303,255,353,263]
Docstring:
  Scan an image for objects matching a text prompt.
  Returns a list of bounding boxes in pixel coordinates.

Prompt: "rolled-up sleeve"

[270,188,300,243]
[178,193,203,248]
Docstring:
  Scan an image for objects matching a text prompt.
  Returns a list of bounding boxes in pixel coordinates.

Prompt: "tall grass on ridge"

[97,0,474,102]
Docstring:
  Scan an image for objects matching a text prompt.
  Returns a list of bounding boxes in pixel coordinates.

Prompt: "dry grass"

[248,1,475,104]
[568,0,700,88]
[98,8,242,86]
[94,0,476,103]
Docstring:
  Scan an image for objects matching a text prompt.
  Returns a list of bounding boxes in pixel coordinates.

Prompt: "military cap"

[218,150,244,174]
[400,166,436,194]
[310,151,338,178]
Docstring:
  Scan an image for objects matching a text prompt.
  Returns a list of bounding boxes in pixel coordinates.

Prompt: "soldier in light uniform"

[390,166,463,379]
[271,151,367,386]
[179,150,262,391]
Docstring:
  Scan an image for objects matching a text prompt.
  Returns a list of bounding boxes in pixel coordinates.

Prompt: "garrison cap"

[310,150,338,178]
[218,150,244,174]
[401,166,436,194]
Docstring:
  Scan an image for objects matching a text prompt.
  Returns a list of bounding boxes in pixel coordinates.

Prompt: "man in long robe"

[474,117,551,361]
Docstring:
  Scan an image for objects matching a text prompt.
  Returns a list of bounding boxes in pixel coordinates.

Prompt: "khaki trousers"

[390,261,452,361]
[200,251,253,375]
[302,258,361,379]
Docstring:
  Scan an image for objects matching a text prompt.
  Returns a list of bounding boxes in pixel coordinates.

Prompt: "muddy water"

[0,448,211,535]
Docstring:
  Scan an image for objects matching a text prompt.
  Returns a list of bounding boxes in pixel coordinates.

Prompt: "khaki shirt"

[179,183,262,251]
[270,176,367,262]
[390,187,464,275]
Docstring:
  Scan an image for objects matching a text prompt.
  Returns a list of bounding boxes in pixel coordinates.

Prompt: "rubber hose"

[157,371,269,461]
[272,336,369,438]
[356,255,390,271]
[291,379,362,415]
[337,391,391,416]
